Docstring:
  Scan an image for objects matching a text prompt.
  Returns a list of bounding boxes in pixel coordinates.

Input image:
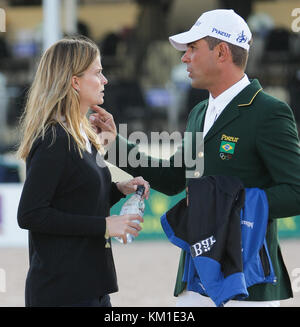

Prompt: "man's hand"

[89,105,117,147]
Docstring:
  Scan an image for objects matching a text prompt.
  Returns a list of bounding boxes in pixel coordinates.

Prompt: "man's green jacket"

[112,79,300,301]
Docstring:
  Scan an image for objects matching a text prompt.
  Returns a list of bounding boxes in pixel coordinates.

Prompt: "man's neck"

[209,70,245,99]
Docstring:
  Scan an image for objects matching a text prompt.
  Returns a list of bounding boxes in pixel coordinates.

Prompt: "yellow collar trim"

[237,88,263,107]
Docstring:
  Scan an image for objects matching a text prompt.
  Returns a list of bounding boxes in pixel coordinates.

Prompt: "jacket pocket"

[259,245,270,277]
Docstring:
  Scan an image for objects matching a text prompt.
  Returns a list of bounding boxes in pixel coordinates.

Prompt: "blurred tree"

[9,0,41,5]
[219,0,254,20]
[133,0,174,77]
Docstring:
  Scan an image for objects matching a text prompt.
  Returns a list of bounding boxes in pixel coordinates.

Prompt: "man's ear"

[216,42,231,62]
[71,75,80,92]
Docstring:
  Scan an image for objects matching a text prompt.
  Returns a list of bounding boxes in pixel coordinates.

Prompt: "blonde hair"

[17,36,102,160]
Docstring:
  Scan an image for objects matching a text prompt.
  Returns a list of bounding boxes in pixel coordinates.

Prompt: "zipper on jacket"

[259,245,270,277]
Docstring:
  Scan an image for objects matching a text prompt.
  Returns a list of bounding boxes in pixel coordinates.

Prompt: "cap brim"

[169,29,207,51]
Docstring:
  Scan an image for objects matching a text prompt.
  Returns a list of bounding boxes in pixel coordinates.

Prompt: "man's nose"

[181,49,190,63]
[102,74,108,85]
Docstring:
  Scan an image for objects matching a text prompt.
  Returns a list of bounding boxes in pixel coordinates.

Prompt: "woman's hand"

[89,105,117,147]
[116,176,150,200]
[105,214,144,244]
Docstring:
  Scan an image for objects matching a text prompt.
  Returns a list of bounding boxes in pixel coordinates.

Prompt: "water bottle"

[115,185,145,244]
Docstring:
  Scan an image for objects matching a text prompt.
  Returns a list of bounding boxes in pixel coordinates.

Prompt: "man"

[91,9,300,306]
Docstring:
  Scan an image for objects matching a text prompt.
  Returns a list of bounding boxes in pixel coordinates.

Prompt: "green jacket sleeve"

[106,134,186,196]
[256,102,300,218]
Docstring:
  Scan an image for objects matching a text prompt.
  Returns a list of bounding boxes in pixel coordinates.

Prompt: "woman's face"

[73,55,108,116]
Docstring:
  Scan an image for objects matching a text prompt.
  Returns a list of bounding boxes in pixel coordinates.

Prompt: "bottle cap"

[136,185,145,196]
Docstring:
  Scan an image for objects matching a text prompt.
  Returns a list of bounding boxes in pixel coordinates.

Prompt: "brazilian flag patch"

[219,141,236,154]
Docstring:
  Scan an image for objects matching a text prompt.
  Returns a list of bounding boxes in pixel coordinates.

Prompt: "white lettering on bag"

[191,236,216,257]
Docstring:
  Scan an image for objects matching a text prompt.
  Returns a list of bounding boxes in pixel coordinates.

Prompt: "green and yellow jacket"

[113,79,300,301]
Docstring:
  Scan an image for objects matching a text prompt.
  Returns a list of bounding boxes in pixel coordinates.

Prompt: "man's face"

[181,39,219,90]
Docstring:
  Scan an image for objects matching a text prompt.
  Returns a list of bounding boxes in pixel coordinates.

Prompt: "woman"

[17,36,150,307]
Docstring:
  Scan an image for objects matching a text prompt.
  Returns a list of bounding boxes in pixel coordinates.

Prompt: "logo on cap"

[236,30,247,43]
[211,27,231,38]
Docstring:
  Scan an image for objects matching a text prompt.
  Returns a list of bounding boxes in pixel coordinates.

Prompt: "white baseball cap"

[169,9,252,51]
